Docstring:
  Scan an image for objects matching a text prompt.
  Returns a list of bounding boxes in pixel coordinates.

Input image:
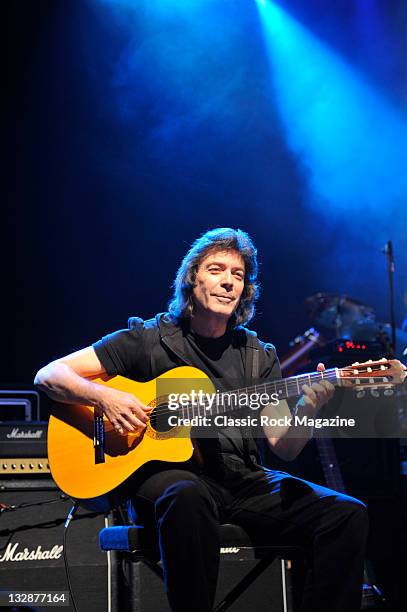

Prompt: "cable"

[0,493,68,513]
[0,494,70,527]
[63,501,80,612]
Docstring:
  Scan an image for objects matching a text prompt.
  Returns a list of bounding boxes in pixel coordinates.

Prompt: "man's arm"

[261,363,335,461]
[34,347,149,435]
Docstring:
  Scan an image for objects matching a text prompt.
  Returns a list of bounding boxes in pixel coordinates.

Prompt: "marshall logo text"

[0,542,63,562]
[5,428,44,439]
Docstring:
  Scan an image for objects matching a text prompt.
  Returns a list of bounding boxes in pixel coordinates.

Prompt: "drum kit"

[279,292,407,443]
[304,292,407,362]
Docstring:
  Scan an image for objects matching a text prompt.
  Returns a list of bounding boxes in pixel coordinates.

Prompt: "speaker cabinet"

[0,479,117,612]
[119,553,293,612]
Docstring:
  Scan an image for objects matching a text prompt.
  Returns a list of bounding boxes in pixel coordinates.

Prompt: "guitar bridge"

[94,415,105,464]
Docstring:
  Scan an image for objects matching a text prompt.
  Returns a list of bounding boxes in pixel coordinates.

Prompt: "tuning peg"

[352,362,360,366]
[367,367,372,372]
[370,388,380,398]
[356,390,366,399]
[384,388,394,396]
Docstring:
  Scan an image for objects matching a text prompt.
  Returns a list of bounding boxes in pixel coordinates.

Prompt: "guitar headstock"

[339,358,407,395]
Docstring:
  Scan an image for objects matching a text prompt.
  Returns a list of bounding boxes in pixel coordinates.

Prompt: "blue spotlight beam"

[255,0,407,223]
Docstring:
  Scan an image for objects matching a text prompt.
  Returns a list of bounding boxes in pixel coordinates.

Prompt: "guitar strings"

[140,368,392,423]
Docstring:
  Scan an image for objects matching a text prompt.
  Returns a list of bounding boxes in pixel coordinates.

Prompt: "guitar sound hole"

[149,404,175,433]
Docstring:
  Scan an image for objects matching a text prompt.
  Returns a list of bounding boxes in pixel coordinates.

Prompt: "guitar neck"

[181,368,340,419]
[179,356,402,420]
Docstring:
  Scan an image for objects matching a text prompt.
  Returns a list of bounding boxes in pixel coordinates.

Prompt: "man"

[35,228,369,612]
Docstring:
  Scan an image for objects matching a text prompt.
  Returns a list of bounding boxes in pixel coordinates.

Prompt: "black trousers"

[127,461,368,612]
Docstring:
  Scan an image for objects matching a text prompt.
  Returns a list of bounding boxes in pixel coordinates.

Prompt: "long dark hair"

[168,228,259,327]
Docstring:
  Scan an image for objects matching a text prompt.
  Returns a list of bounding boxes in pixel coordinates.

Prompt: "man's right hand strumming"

[34,345,149,436]
[94,386,150,435]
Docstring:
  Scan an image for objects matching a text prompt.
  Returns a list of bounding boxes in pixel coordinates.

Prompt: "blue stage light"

[255,0,407,221]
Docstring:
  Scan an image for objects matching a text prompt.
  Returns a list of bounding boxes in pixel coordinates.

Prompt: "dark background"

[4,0,407,384]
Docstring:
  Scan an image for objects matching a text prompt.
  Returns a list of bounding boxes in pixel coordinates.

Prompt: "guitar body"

[47,366,213,500]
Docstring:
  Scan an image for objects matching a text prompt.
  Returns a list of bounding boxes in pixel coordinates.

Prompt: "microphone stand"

[382,240,396,358]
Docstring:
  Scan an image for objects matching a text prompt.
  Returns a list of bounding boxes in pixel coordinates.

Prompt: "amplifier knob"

[12,464,17,470]
[29,463,35,469]
[20,464,25,469]
[2,464,7,469]
[38,463,43,469]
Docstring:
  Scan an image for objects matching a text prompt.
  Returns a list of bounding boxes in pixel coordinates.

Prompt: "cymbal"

[305,293,375,330]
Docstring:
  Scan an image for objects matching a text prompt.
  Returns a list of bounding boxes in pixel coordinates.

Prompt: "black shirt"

[184,328,245,385]
[183,327,248,459]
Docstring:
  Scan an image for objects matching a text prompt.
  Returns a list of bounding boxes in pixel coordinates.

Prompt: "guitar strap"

[240,328,261,467]
[244,328,260,379]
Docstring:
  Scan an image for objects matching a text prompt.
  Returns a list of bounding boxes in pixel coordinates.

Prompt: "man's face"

[192,249,245,320]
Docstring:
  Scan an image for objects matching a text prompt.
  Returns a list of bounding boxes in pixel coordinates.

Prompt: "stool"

[99,523,304,612]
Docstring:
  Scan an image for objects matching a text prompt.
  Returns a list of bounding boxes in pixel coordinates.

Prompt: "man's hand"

[297,362,335,414]
[95,387,151,435]
[34,354,151,436]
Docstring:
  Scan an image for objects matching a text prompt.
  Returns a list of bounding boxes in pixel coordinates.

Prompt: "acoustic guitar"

[47,360,405,502]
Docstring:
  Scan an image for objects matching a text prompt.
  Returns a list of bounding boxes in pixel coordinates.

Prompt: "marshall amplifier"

[121,554,293,612]
[0,421,48,458]
[119,527,296,612]
[0,421,49,478]
[0,478,119,611]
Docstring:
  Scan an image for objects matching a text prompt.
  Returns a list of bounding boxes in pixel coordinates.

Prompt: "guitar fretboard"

[178,368,340,420]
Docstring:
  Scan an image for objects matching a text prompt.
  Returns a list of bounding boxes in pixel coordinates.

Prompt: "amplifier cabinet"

[120,553,293,612]
[0,389,40,421]
[0,480,118,612]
